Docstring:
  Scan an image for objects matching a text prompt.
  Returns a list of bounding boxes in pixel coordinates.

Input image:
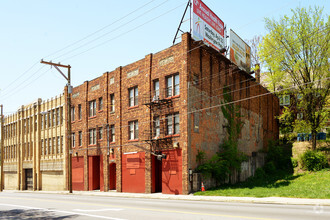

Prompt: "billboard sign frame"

[191,0,225,52]
[229,29,251,73]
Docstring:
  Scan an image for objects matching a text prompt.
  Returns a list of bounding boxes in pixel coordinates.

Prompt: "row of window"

[72,95,115,121]
[3,107,64,138]
[71,73,179,120]
[41,136,64,156]
[41,107,64,130]
[3,145,16,160]
[72,125,115,147]
[71,113,180,147]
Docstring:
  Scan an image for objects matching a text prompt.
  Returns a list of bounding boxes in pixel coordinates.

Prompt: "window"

[129,121,139,140]
[110,77,114,85]
[89,128,96,145]
[98,127,103,140]
[78,131,82,146]
[71,106,75,121]
[56,108,60,125]
[48,112,51,127]
[129,87,138,107]
[61,136,63,153]
[166,74,179,97]
[153,116,160,138]
[72,133,76,148]
[41,139,44,156]
[99,97,103,111]
[89,100,96,117]
[280,95,290,106]
[153,80,159,100]
[53,110,56,126]
[49,138,52,155]
[60,107,63,125]
[166,113,180,135]
[45,139,48,155]
[110,94,115,112]
[41,115,44,130]
[57,137,60,153]
[78,104,82,120]
[53,137,55,154]
[110,125,115,142]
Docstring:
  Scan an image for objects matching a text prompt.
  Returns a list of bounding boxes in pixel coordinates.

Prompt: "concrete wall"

[4,172,18,190]
[41,171,65,191]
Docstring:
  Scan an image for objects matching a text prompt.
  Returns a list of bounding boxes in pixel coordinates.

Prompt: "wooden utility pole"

[40,60,72,193]
[0,105,4,192]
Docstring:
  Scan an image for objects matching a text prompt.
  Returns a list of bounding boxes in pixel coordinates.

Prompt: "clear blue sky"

[0,0,329,114]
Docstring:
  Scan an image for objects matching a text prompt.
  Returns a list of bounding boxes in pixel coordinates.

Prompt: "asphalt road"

[0,192,329,220]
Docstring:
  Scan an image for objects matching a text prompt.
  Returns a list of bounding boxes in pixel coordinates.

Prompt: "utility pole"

[40,60,72,193]
[0,105,4,192]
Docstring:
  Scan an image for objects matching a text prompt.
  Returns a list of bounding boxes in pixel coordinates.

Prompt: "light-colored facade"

[2,93,69,191]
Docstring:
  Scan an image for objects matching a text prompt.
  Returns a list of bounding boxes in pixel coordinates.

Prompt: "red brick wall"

[72,156,84,191]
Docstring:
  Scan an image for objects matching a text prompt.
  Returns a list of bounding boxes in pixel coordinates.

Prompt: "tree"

[259,6,330,150]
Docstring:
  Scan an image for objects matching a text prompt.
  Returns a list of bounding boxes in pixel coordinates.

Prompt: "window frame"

[110,93,115,112]
[78,104,82,120]
[78,131,82,146]
[166,73,180,97]
[89,100,97,117]
[129,120,139,140]
[89,128,96,145]
[128,86,138,107]
[99,97,103,111]
[71,106,75,122]
[166,113,180,135]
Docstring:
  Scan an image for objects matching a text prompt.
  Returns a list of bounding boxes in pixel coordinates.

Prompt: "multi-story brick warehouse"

[70,33,279,195]
[1,94,69,191]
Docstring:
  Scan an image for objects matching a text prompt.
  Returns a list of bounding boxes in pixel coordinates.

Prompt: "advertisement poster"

[229,29,251,73]
[191,0,225,51]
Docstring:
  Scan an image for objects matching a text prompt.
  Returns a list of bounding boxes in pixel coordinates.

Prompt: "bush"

[300,150,327,171]
[264,161,276,174]
[266,140,292,170]
[291,157,298,168]
[254,167,266,179]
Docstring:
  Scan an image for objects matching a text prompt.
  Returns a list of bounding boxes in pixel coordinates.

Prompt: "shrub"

[254,167,266,179]
[266,140,292,170]
[300,150,327,171]
[291,157,298,168]
[264,161,276,174]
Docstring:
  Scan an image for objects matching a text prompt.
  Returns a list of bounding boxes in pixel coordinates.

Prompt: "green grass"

[194,169,330,199]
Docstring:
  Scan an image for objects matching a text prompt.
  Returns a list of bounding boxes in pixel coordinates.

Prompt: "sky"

[0,0,329,114]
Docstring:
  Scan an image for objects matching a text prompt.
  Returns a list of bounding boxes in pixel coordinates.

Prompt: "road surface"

[0,192,329,220]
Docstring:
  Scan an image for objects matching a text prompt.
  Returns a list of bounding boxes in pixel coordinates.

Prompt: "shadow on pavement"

[0,209,77,219]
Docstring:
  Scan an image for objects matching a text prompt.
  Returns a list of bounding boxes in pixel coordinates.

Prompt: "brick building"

[2,94,69,191]
[70,33,279,194]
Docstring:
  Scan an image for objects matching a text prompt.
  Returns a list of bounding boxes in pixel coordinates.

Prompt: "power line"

[43,0,157,59]
[52,0,171,61]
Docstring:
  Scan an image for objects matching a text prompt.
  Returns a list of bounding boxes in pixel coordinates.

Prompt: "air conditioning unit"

[173,142,179,149]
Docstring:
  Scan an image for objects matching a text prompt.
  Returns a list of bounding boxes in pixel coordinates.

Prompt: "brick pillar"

[255,64,260,83]
[144,54,153,194]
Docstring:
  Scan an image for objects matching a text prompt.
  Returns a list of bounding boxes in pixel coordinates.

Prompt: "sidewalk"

[6,190,330,206]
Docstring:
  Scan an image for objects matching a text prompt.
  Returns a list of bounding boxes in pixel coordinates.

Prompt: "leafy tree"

[259,6,330,150]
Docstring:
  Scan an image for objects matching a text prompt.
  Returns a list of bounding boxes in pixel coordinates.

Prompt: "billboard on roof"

[229,29,251,73]
[191,0,225,51]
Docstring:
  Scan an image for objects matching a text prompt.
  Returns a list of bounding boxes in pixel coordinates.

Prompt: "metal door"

[25,169,33,190]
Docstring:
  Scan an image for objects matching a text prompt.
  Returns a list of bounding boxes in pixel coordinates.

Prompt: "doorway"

[25,169,33,190]
[109,163,116,190]
[153,155,162,192]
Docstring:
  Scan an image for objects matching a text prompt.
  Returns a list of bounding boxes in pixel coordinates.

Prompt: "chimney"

[255,63,260,83]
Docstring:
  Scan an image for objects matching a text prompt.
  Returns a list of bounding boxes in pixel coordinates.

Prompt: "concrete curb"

[4,190,330,206]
